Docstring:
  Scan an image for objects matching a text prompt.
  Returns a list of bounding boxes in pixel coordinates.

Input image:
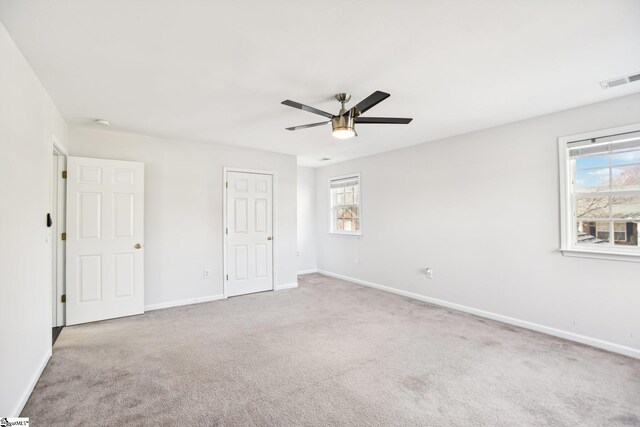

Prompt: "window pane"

[336,219,344,230]
[344,192,353,205]
[353,219,360,231]
[576,221,608,244]
[576,156,609,169]
[343,220,352,231]
[336,187,345,194]
[576,197,609,219]
[336,208,344,219]
[611,196,640,220]
[612,165,640,191]
[351,207,359,218]
[336,193,344,205]
[611,150,640,166]
[614,221,638,247]
[575,169,610,193]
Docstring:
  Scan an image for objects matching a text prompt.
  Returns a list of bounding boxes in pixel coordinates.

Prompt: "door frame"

[52,135,67,327]
[222,167,277,298]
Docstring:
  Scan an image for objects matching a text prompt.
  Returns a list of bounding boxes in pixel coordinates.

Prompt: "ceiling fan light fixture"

[332,128,356,139]
[331,115,356,139]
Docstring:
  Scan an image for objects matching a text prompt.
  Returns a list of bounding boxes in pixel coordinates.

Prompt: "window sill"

[560,248,640,263]
[329,232,361,238]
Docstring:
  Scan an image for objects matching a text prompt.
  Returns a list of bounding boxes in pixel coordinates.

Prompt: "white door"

[226,171,273,297]
[66,157,144,325]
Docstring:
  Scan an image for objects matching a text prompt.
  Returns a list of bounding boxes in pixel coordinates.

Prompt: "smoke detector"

[600,72,640,89]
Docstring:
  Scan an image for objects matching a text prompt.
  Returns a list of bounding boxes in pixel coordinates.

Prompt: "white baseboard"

[145,294,224,311]
[297,269,318,275]
[317,270,640,360]
[14,348,51,416]
[275,282,298,291]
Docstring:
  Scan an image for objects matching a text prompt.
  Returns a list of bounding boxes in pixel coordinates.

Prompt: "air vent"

[600,72,640,89]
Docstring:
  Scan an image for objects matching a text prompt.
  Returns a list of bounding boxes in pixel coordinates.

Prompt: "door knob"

[134,243,142,249]
[267,236,272,241]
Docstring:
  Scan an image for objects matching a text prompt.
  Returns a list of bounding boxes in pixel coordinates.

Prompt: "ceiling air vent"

[600,72,640,89]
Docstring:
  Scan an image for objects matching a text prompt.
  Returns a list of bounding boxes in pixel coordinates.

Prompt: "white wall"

[297,167,317,273]
[69,127,298,308]
[316,92,640,358]
[0,22,68,416]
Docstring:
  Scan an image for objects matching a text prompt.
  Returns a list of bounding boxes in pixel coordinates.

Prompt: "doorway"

[224,169,275,297]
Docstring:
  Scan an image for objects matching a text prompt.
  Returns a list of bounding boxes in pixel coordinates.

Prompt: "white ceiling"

[1,1,639,167]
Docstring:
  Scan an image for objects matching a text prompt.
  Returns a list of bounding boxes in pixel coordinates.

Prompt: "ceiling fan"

[281,91,412,139]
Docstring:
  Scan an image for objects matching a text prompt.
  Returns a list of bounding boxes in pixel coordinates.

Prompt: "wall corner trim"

[144,294,225,312]
[14,348,52,416]
[317,270,640,360]
[275,283,298,291]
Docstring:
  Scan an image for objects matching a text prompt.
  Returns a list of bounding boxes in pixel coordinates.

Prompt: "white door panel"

[226,171,273,297]
[66,157,144,325]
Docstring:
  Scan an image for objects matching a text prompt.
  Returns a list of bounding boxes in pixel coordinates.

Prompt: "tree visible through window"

[330,175,361,234]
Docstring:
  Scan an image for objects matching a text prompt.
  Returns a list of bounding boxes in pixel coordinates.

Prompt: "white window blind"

[568,131,640,157]
[330,177,359,189]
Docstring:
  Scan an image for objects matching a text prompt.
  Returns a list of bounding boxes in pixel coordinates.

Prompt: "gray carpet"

[22,273,640,426]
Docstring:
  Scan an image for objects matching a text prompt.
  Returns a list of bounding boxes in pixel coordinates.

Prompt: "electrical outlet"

[203,268,211,279]
[426,268,433,279]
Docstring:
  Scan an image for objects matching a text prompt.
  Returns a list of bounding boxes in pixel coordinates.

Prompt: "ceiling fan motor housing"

[331,113,357,138]
[333,93,356,136]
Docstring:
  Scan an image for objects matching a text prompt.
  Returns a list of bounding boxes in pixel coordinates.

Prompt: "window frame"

[558,122,640,262]
[614,222,627,242]
[328,173,362,237]
[595,221,610,241]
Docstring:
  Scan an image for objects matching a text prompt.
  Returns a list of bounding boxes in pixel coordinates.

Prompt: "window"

[329,174,361,235]
[559,124,640,261]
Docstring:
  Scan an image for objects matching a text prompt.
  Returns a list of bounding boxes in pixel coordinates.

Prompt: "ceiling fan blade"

[355,117,413,124]
[281,100,334,119]
[286,120,331,131]
[345,91,390,116]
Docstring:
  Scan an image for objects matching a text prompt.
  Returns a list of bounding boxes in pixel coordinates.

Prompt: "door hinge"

[225,228,228,235]
[226,274,228,281]
[226,181,228,188]
[61,232,66,241]
[61,294,66,303]
[61,171,67,179]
